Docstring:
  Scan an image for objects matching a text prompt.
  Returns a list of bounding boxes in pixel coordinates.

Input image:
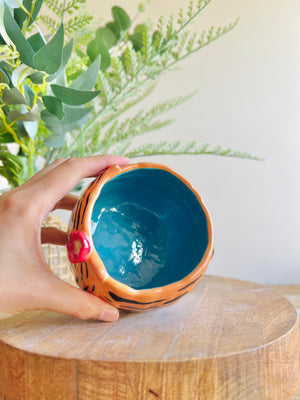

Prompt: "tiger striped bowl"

[67,163,214,311]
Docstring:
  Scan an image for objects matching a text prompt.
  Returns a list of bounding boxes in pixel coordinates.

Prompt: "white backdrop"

[85,0,300,284]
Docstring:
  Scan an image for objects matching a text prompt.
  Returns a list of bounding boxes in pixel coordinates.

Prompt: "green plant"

[0,0,257,189]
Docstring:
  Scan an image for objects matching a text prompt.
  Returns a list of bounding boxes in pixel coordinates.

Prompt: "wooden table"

[0,276,299,400]
[270,285,300,400]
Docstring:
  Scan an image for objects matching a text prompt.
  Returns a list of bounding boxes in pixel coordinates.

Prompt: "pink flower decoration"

[67,231,91,263]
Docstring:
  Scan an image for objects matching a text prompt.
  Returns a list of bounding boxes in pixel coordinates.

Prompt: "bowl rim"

[69,162,214,305]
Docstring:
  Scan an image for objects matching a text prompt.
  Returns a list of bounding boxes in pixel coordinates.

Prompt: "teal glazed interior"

[91,168,209,290]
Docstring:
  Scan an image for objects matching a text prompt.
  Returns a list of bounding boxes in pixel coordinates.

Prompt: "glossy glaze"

[67,163,214,311]
[91,168,208,290]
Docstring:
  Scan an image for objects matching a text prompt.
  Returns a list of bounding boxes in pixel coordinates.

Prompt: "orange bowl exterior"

[67,163,214,311]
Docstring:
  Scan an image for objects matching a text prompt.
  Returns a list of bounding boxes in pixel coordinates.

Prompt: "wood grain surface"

[270,285,300,400]
[0,275,299,400]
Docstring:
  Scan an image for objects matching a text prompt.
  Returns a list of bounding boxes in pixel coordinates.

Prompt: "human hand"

[0,155,129,321]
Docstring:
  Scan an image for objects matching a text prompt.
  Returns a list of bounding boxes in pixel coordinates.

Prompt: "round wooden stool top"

[0,275,299,400]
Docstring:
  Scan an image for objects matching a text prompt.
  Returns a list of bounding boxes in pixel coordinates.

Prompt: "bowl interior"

[91,168,209,290]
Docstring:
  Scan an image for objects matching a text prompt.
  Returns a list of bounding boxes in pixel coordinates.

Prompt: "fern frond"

[170,18,240,66]
[82,87,194,157]
[101,120,119,146]
[152,29,163,49]
[187,1,194,18]
[42,0,92,36]
[43,0,62,16]
[64,14,92,35]
[101,115,174,150]
[172,31,188,60]
[43,0,86,16]
[144,92,195,120]
[39,15,60,34]
[177,8,185,27]
[95,84,156,130]
[98,71,114,105]
[157,16,164,32]
[141,27,152,63]
[169,0,212,40]
[186,32,197,52]
[166,15,175,40]
[112,92,194,142]
[64,0,86,15]
[111,139,131,155]
[125,141,260,159]
[197,29,206,46]
[110,56,127,90]
[124,43,138,77]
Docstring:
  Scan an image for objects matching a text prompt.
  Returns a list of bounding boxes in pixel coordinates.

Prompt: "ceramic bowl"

[67,163,214,311]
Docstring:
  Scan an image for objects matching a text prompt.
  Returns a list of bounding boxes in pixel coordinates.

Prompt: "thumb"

[34,272,119,322]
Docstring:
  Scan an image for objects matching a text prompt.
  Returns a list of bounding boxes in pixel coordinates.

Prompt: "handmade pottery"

[67,163,214,311]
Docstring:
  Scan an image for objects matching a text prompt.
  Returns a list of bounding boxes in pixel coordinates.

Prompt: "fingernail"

[100,309,119,322]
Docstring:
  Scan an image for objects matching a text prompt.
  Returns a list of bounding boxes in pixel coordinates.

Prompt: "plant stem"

[20,0,36,34]
[61,0,67,24]
[28,153,34,178]
[75,2,216,137]
[0,114,28,153]
[169,0,212,41]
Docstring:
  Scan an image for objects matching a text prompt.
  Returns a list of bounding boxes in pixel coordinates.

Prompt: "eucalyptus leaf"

[0,61,12,75]
[41,106,91,126]
[0,68,10,84]
[40,110,64,134]
[70,56,100,91]
[11,64,36,87]
[24,120,38,139]
[112,6,130,31]
[8,104,40,122]
[14,0,43,28]
[28,71,46,84]
[96,27,117,48]
[2,87,27,105]
[27,32,45,52]
[41,106,91,138]
[61,112,91,132]
[87,39,110,71]
[26,0,43,26]
[14,3,26,27]
[4,0,22,8]
[43,107,91,147]
[60,106,92,126]
[42,95,65,120]
[44,132,67,148]
[135,24,148,35]
[105,22,120,40]
[129,25,148,52]
[24,84,35,107]
[33,24,64,74]
[17,121,27,138]
[47,39,73,84]
[51,84,101,106]
[3,5,34,66]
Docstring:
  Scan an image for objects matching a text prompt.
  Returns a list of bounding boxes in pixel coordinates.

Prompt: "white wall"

[85,0,300,284]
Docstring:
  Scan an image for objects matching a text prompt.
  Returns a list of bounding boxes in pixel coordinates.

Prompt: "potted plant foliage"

[0,0,256,189]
